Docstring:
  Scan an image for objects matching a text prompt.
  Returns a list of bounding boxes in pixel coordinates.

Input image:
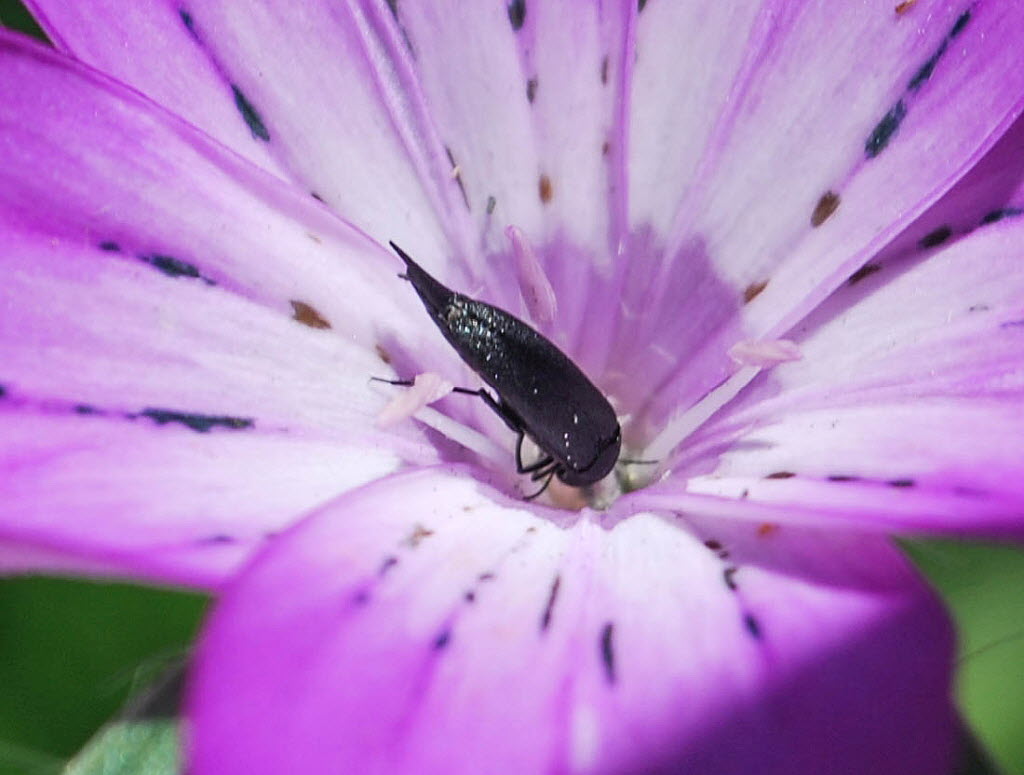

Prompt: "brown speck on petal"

[810,191,840,227]
[743,279,769,304]
[375,344,392,364]
[538,174,553,204]
[895,0,917,15]
[404,523,435,548]
[848,263,882,285]
[765,471,795,479]
[601,140,611,156]
[290,300,331,329]
[757,523,779,537]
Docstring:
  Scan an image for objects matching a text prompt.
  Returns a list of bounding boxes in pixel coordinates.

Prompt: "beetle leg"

[524,467,559,500]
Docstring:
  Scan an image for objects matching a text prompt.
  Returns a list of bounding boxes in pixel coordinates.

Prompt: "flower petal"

[616,1,1024,434]
[683,219,1024,537]
[190,469,955,775]
[24,1,469,269]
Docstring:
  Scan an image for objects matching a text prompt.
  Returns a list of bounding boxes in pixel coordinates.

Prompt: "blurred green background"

[0,1,1022,773]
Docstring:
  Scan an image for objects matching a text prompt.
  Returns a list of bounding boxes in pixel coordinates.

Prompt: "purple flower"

[3,1,1024,772]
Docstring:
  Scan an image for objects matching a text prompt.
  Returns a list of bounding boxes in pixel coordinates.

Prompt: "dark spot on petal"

[848,263,882,285]
[232,84,270,142]
[179,8,198,38]
[432,628,452,650]
[907,38,947,91]
[311,191,325,203]
[704,539,723,551]
[980,207,1024,225]
[464,590,476,603]
[290,300,332,329]
[1000,319,1024,329]
[507,0,526,31]
[894,0,917,15]
[827,474,859,482]
[888,478,915,488]
[73,404,102,415]
[375,344,392,364]
[404,523,434,548]
[599,622,616,684]
[385,0,399,19]
[140,253,209,283]
[638,0,649,11]
[478,572,496,582]
[540,574,561,632]
[919,225,952,248]
[352,588,371,606]
[600,56,609,85]
[810,191,840,227]
[526,78,538,104]
[486,195,497,215]
[198,534,235,544]
[138,408,253,433]
[949,9,971,38]
[0,384,6,399]
[378,555,399,576]
[538,174,553,204]
[743,613,763,640]
[743,279,769,304]
[865,99,906,159]
[968,304,990,313]
[765,471,795,479]
[99,240,120,252]
[723,567,738,591]
[601,140,611,156]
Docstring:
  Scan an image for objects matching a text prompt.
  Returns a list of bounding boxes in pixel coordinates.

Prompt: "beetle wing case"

[392,243,621,484]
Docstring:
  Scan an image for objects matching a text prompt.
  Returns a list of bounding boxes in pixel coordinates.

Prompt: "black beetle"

[386,242,621,497]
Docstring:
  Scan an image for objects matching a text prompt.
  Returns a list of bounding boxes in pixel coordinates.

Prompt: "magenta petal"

[190,469,955,774]
[615,1,1024,431]
[684,219,1024,538]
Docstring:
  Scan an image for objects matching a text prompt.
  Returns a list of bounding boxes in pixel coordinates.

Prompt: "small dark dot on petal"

[848,264,882,285]
[432,629,452,650]
[980,207,1024,225]
[231,84,270,142]
[827,474,859,482]
[464,590,476,603]
[538,174,553,204]
[600,55,609,85]
[479,572,496,582]
[704,539,723,551]
[865,99,907,159]
[765,471,795,479]
[0,385,7,399]
[723,567,738,591]
[599,622,616,684]
[179,7,198,37]
[384,0,399,19]
[540,574,561,632]
[375,344,392,364]
[352,589,371,606]
[743,279,769,304]
[507,0,526,31]
[888,478,915,488]
[198,534,235,544]
[526,78,538,104]
[810,191,840,227]
[404,523,434,548]
[919,225,952,248]
[638,0,649,11]
[73,404,102,415]
[378,555,399,576]
[743,613,763,640]
[486,195,497,215]
[311,191,326,202]
[140,253,205,282]
[99,240,121,252]
[290,300,332,329]
[601,140,611,156]
[968,304,990,313]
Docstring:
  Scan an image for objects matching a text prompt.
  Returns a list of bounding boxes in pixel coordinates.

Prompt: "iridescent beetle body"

[390,242,621,494]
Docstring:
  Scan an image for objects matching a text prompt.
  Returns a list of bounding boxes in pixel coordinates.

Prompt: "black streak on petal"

[486,195,497,215]
[765,471,795,480]
[179,8,198,38]
[888,478,915,488]
[432,629,452,651]
[949,9,971,38]
[138,408,254,433]
[526,77,538,104]
[981,208,1024,225]
[378,555,399,576]
[865,100,906,159]
[599,622,616,685]
[139,253,213,284]
[723,567,738,591]
[0,384,6,399]
[638,0,649,11]
[99,240,121,252]
[540,574,561,632]
[827,474,859,482]
[907,38,947,92]
[743,613,763,640]
[232,84,270,141]
[919,225,952,248]
[848,263,882,285]
[507,0,526,31]
[198,534,235,544]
